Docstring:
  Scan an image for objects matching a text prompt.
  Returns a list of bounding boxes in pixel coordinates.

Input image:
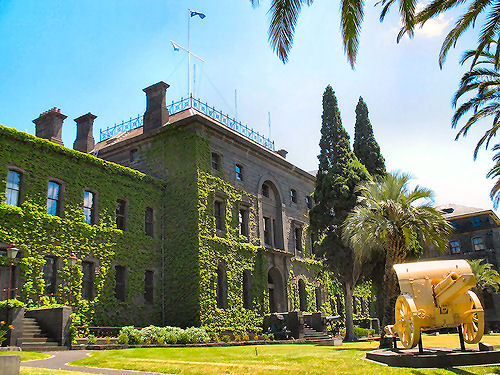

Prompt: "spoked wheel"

[394,294,420,349]
[461,290,484,344]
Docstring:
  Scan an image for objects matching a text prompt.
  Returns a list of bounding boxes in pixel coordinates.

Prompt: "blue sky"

[0,0,495,210]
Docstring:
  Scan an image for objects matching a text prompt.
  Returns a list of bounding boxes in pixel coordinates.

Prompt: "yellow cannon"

[385,259,484,349]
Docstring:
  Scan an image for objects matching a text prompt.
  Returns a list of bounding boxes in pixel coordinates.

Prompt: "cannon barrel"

[433,271,476,306]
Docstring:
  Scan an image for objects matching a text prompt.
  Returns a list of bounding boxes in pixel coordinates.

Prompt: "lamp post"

[68,253,77,306]
[6,245,19,300]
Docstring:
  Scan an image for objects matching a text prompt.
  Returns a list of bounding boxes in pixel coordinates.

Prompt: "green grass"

[20,368,104,375]
[0,351,50,361]
[70,333,500,375]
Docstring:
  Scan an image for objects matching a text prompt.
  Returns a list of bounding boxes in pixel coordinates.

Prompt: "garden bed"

[71,339,307,350]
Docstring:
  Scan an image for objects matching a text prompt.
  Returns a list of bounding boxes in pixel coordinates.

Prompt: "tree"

[353,97,386,178]
[342,172,451,346]
[309,85,370,341]
[251,0,500,70]
[467,259,500,306]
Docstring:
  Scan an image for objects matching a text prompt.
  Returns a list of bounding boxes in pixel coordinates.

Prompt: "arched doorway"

[261,180,284,250]
[268,267,285,312]
[298,279,307,311]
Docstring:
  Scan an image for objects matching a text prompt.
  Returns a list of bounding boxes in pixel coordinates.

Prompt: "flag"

[171,41,181,51]
[189,10,206,19]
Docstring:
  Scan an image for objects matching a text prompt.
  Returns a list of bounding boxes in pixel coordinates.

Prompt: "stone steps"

[21,316,67,352]
[303,324,335,344]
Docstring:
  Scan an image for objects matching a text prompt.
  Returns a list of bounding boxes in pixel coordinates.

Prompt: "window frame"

[472,236,486,251]
[5,169,23,207]
[450,240,461,254]
[294,225,303,252]
[129,149,138,163]
[262,184,270,198]
[211,152,220,171]
[305,195,313,209]
[47,179,64,217]
[116,198,128,230]
[82,260,95,300]
[290,189,297,204]
[214,199,225,232]
[235,164,243,181]
[43,256,58,296]
[239,205,249,238]
[472,217,481,227]
[114,265,127,302]
[145,207,155,237]
[83,189,97,225]
[144,270,154,304]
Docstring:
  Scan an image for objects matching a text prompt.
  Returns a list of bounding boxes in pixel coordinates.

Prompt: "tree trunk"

[379,250,400,348]
[343,280,357,342]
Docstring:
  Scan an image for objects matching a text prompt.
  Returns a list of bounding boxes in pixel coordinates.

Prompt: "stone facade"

[0,81,349,330]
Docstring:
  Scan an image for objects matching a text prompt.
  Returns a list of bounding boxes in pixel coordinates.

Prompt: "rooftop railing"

[99,96,275,151]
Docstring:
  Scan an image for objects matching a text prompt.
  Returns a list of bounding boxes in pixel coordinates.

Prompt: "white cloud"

[414,2,450,38]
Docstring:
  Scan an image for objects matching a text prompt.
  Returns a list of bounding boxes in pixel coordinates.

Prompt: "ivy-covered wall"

[0,125,164,326]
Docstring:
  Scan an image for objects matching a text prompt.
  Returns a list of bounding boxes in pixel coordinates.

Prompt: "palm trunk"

[343,280,357,342]
[379,246,400,348]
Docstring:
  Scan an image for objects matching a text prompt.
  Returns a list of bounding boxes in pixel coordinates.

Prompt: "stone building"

[0,81,356,331]
[424,203,500,330]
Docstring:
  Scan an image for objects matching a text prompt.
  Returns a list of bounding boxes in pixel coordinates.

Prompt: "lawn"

[70,333,500,375]
[20,368,101,375]
[0,351,50,361]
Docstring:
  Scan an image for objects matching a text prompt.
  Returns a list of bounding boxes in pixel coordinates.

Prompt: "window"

[451,221,459,230]
[144,270,154,304]
[114,265,126,302]
[83,190,95,224]
[242,270,252,309]
[450,240,461,254]
[472,237,486,251]
[305,195,313,209]
[216,263,227,309]
[145,207,154,237]
[294,226,303,252]
[262,184,270,198]
[82,261,95,300]
[5,170,21,206]
[47,181,61,216]
[43,256,57,295]
[116,199,127,230]
[290,189,297,203]
[211,153,220,171]
[264,217,272,246]
[130,149,138,162]
[239,208,249,237]
[472,217,481,227]
[214,200,224,231]
[235,164,243,181]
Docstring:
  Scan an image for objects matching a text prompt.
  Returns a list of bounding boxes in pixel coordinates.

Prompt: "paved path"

[21,350,171,374]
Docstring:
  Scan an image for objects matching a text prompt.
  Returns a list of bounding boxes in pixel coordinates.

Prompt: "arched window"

[217,262,227,309]
[298,279,307,311]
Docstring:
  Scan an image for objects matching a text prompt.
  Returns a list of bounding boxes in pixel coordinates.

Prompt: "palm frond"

[341,0,365,67]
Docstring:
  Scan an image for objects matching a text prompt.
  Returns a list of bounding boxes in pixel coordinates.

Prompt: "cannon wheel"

[461,290,484,344]
[395,294,420,349]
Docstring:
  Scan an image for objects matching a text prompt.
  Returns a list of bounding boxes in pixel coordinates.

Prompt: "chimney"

[33,107,66,146]
[276,149,288,159]
[143,81,170,132]
[73,112,97,153]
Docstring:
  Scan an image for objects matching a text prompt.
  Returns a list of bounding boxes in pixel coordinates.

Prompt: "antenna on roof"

[268,111,271,138]
[234,89,238,121]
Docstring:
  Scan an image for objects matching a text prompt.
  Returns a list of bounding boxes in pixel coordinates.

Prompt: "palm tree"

[342,172,451,346]
[467,258,500,306]
[251,0,500,70]
[452,43,500,159]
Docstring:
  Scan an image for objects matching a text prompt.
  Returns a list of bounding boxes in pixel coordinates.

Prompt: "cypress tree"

[310,85,370,342]
[353,97,386,178]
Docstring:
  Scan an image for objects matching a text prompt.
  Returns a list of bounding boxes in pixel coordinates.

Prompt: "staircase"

[21,317,67,351]
[303,324,335,345]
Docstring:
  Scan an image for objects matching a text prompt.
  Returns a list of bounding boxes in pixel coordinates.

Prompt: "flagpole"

[188,9,191,100]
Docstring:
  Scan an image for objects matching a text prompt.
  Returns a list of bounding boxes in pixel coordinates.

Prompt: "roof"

[435,203,500,224]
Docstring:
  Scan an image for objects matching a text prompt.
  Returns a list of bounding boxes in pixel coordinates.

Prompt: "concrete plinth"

[0,354,20,375]
[366,347,500,368]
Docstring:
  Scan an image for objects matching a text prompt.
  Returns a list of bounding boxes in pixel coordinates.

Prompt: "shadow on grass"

[411,368,500,375]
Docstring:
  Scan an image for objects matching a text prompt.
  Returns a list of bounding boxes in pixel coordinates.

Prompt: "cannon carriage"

[385,259,484,349]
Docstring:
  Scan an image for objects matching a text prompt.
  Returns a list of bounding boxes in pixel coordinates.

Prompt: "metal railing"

[99,96,275,151]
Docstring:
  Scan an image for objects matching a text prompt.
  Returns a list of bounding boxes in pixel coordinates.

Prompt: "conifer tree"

[353,97,386,178]
[310,85,370,342]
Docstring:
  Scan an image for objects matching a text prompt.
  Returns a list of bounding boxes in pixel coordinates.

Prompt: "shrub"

[87,334,97,345]
[185,327,209,343]
[0,299,25,310]
[120,326,142,344]
[177,330,191,344]
[242,333,250,341]
[117,332,129,344]
[210,332,220,342]
[105,336,111,345]
[164,331,178,344]
[140,325,161,345]
[221,334,230,342]
[234,334,241,342]
[354,326,375,338]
